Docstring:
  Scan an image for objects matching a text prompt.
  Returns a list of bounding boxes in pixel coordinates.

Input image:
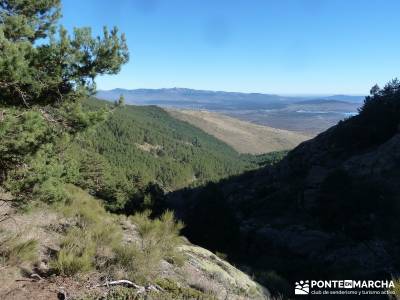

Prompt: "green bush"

[52,186,123,275]
[113,211,185,283]
[52,220,123,276]
[98,282,215,300]
[51,225,98,276]
[0,0,127,207]
[51,187,185,281]
[392,277,400,299]
[131,210,184,265]
[156,278,216,300]
[60,185,110,225]
[0,232,38,266]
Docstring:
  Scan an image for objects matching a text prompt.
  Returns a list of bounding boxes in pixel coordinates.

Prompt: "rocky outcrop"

[343,133,400,177]
[0,198,270,300]
[179,245,269,299]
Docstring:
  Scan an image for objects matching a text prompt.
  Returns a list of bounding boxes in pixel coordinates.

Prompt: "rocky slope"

[0,187,269,300]
[170,84,400,297]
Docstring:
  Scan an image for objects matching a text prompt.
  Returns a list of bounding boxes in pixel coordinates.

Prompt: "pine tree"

[115,94,125,107]
[118,94,125,106]
[0,0,129,107]
[0,0,129,202]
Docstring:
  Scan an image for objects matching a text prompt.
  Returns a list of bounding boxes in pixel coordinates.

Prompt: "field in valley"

[168,109,310,154]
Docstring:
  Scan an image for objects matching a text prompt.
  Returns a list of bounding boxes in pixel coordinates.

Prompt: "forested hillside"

[2,1,398,299]
[85,99,261,186]
[71,98,285,212]
[0,2,270,299]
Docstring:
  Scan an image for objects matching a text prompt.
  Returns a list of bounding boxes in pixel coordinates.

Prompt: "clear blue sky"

[61,0,400,95]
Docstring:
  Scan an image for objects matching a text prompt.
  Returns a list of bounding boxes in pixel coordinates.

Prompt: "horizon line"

[97,87,366,97]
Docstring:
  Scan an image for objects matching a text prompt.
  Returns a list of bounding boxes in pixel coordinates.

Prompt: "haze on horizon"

[61,0,400,95]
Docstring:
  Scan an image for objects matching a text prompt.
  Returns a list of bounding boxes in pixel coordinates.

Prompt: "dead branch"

[38,108,58,124]
[30,273,43,281]
[0,202,12,224]
[94,280,164,294]
[95,280,142,289]
[0,81,31,107]
[14,274,43,282]
[14,87,30,108]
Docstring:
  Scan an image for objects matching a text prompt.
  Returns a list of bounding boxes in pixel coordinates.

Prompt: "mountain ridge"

[97,88,365,105]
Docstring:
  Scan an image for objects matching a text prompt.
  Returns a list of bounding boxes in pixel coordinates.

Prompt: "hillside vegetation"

[98,88,361,136]
[3,1,399,299]
[84,99,261,186]
[68,99,285,213]
[0,1,283,298]
[0,185,267,299]
[0,1,271,299]
[168,109,309,154]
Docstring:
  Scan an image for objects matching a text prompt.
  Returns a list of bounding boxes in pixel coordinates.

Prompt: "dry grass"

[168,109,309,154]
[113,210,185,283]
[179,245,269,299]
[184,267,222,297]
[0,231,38,266]
[392,277,400,299]
[51,185,123,276]
[0,185,271,299]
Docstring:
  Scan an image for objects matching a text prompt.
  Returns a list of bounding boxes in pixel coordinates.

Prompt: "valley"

[1,1,399,299]
[168,109,309,154]
[220,99,360,135]
[98,88,363,135]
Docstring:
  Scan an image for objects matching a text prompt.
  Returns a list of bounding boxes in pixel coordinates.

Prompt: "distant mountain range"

[96,88,365,110]
[96,88,364,135]
[320,94,366,103]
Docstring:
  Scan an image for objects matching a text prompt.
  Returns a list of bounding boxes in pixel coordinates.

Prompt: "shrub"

[52,220,124,276]
[131,210,184,265]
[52,248,94,276]
[392,277,400,299]
[52,186,123,275]
[156,278,216,300]
[113,211,185,283]
[100,282,215,300]
[100,287,137,300]
[51,227,96,275]
[0,231,38,266]
[59,185,113,226]
[52,187,185,281]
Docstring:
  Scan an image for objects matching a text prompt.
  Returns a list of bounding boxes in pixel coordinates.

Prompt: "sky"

[61,0,400,95]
